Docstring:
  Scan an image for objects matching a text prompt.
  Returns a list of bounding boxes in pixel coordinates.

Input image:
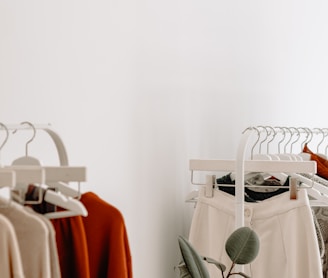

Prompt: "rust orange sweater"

[80,192,133,278]
[51,215,90,278]
[303,143,328,179]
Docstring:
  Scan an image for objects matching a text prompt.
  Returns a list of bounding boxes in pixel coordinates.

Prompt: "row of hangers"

[0,122,87,219]
[187,126,328,207]
[245,126,328,206]
[249,126,328,160]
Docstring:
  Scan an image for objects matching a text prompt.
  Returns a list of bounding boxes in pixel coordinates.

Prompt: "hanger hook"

[282,127,293,154]
[297,127,310,150]
[323,128,328,157]
[250,127,261,159]
[257,126,269,154]
[0,123,9,152]
[274,127,286,154]
[13,121,36,156]
[313,128,325,153]
[305,127,313,147]
[288,127,300,153]
[265,126,276,154]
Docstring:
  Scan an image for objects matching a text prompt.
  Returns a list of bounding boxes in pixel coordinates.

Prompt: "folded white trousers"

[188,188,323,278]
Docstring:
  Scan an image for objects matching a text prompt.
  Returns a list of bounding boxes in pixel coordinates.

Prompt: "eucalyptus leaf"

[225,227,259,265]
[178,236,210,278]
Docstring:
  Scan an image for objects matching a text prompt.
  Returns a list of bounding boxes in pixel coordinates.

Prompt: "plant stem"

[221,268,225,278]
[226,262,235,277]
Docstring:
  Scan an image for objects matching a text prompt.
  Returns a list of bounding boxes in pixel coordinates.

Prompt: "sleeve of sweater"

[0,214,25,278]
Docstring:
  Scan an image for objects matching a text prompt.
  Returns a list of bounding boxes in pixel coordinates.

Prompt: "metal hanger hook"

[12,121,37,156]
[265,126,276,154]
[313,128,325,153]
[257,126,269,154]
[0,123,9,152]
[250,127,261,159]
[282,127,293,154]
[298,127,310,150]
[274,126,286,154]
[289,127,300,153]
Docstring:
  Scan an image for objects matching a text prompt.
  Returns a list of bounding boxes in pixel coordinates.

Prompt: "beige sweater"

[24,207,61,278]
[0,199,51,278]
[0,214,25,278]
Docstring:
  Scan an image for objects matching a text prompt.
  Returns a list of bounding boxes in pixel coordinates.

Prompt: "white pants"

[189,188,323,278]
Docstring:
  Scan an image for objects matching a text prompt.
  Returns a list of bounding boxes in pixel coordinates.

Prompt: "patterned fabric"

[313,207,328,278]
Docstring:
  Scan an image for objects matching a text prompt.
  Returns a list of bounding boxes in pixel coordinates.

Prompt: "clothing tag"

[289,177,298,200]
[205,175,215,198]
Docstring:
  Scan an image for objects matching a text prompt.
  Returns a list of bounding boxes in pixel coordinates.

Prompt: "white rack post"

[235,128,255,229]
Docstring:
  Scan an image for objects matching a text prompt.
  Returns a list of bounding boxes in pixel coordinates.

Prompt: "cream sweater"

[24,207,61,278]
[0,199,51,278]
[0,213,25,278]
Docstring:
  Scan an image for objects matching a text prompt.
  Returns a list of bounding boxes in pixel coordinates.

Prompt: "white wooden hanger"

[9,122,87,218]
[187,126,328,206]
[187,158,316,201]
[0,169,15,189]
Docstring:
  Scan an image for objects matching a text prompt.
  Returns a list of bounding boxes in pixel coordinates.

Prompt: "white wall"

[1,1,328,277]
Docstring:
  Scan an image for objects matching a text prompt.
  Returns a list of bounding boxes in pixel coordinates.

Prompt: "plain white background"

[1,1,328,277]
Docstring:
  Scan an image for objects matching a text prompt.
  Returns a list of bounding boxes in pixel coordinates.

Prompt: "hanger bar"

[0,170,16,188]
[189,159,317,173]
[4,166,86,183]
[43,166,86,182]
[4,167,45,184]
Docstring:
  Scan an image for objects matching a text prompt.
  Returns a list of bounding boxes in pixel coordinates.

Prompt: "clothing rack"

[188,126,326,276]
[0,122,86,181]
[0,122,87,218]
[189,126,328,230]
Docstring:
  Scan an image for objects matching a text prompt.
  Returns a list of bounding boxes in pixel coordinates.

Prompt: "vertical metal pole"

[235,128,254,273]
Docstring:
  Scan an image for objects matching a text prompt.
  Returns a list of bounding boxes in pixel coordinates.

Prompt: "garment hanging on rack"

[186,126,328,278]
[0,122,133,278]
[303,143,328,180]
[0,213,25,278]
[301,143,328,277]
[216,173,290,202]
[51,214,90,278]
[0,196,52,278]
[80,192,133,278]
[188,186,323,278]
[24,206,61,278]
[25,186,133,278]
[25,184,90,278]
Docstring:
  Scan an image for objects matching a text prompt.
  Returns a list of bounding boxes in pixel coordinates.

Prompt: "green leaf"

[176,263,193,278]
[236,272,251,278]
[202,256,226,272]
[225,227,259,265]
[178,236,210,278]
